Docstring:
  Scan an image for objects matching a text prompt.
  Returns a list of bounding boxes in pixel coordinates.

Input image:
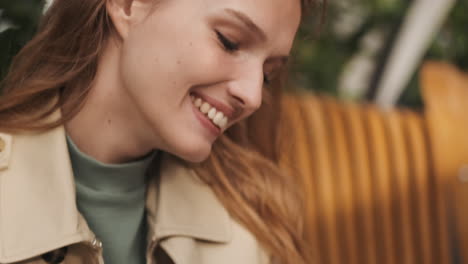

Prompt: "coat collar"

[0,113,231,263]
[148,154,232,243]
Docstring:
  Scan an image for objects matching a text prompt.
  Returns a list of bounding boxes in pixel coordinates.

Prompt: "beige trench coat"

[0,124,269,264]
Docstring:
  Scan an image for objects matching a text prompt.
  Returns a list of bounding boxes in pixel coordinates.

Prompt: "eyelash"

[215,30,270,85]
[216,31,239,52]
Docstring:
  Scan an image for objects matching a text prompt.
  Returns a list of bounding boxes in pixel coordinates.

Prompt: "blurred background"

[292,0,466,109]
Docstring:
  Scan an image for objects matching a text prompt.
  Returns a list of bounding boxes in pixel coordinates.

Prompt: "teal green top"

[66,135,156,264]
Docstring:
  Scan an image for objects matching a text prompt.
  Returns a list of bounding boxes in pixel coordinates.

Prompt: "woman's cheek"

[186,46,234,84]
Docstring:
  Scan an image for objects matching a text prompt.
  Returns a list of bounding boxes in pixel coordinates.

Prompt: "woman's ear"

[106,0,152,40]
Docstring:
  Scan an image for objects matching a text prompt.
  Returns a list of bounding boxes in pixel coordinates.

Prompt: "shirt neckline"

[66,134,157,193]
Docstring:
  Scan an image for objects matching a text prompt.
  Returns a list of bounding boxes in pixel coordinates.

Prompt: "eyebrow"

[223,8,267,42]
[222,8,290,65]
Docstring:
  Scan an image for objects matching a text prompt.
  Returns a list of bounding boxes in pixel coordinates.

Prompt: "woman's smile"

[189,91,233,137]
[191,100,223,137]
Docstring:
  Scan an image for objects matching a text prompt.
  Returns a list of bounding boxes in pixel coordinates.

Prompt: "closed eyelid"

[216,30,239,51]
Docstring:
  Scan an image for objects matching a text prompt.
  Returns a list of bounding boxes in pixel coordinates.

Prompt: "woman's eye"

[216,31,239,52]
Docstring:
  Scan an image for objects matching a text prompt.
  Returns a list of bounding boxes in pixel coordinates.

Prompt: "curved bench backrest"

[279,61,468,263]
[422,61,468,263]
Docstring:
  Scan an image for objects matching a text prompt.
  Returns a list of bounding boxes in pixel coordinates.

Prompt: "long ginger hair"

[0,0,323,263]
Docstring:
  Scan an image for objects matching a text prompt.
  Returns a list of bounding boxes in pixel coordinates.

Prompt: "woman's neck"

[64,40,159,164]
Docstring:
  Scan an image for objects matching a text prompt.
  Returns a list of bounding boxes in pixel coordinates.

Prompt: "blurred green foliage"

[292,0,468,108]
[0,0,467,108]
[292,0,409,94]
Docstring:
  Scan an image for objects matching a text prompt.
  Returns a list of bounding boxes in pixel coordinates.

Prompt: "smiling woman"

[0,0,319,264]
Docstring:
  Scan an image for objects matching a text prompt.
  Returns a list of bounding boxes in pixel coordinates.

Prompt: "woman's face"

[113,0,301,162]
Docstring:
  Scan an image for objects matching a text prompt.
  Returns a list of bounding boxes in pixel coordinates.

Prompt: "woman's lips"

[190,91,235,121]
[190,93,229,129]
[192,102,221,136]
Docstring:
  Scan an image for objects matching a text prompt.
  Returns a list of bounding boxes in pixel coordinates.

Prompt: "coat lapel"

[146,154,234,264]
[0,122,96,263]
[149,154,232,244]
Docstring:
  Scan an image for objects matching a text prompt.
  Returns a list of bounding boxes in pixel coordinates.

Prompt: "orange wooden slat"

[364,106,396,264]
[385,110,417,264]
[322,97,360,264]
[341,102,378,264]
[300,94,342,264]
[402,110,435,264]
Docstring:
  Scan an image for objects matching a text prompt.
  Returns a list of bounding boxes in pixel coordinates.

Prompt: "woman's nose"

[227,67,264,113]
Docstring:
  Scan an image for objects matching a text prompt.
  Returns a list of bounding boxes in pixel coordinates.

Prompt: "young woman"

[0,0,319,263]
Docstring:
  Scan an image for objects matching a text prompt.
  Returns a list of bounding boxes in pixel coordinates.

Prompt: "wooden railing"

[280,62,468,264]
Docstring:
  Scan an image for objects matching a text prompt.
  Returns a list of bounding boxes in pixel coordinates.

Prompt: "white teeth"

[194,98,202,107]
[213,112,224,125]
[200,102,210,114]
[219,116,228,128]
[208,108,216,119]
[192,95,229,129]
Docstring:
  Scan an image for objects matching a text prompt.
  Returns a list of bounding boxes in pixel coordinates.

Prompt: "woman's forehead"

[200,0,302,28]
[190,0,301,49]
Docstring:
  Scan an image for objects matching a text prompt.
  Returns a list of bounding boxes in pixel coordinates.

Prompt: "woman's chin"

[169,143,212,164]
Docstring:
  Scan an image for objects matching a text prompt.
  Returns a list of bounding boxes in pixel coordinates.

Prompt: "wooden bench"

[280,61,468,264]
